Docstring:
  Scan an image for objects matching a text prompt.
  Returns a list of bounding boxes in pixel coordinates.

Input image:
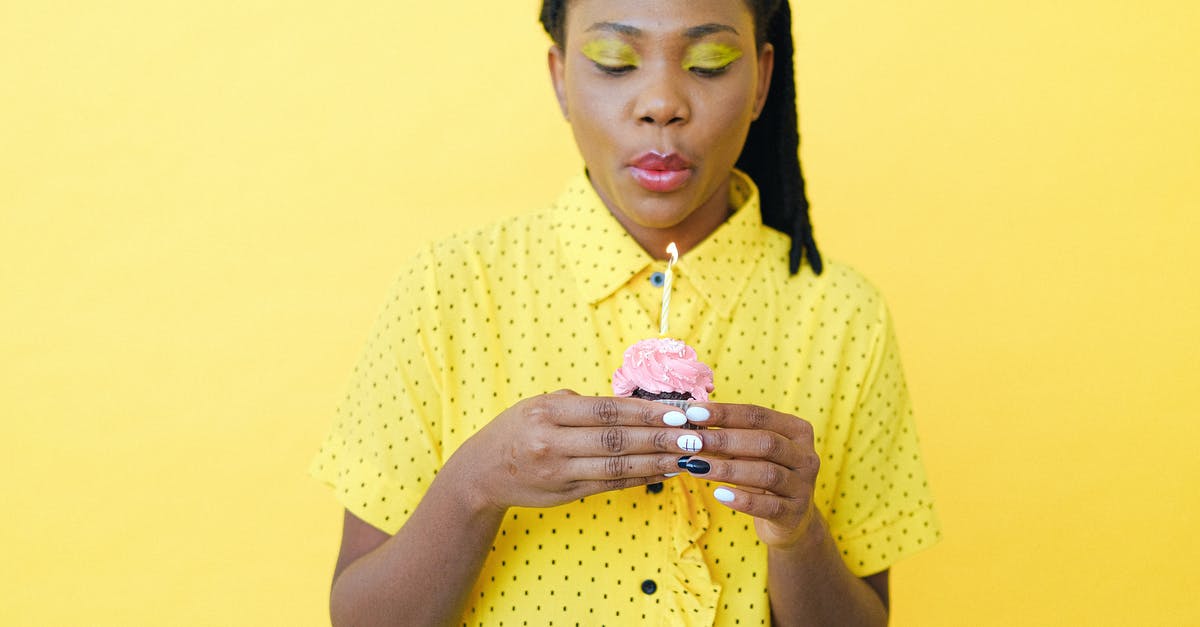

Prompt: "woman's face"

[549,0,773,246]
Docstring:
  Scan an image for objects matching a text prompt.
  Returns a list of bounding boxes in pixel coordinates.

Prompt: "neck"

[602,178,733,260]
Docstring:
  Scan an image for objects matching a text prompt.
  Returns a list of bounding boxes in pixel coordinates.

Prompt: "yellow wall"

[2,1,1196,624]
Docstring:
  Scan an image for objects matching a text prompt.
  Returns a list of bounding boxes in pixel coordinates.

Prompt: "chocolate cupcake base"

[632,388,702,429]
[630,389,693,401]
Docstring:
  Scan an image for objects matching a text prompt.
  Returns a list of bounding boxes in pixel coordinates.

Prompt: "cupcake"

[612,338,714,408]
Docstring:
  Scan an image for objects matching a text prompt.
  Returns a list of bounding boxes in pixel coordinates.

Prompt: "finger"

[572,473,676,496]
[690,427,812,469]
[684,402,813,442]
[566,453,682,481]
[553,426,701,457]
[711,486,806,525]
[528,394,675,428]
[679,457,806,497]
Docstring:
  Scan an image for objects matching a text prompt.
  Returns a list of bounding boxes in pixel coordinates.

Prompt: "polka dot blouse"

[311,169,942,626]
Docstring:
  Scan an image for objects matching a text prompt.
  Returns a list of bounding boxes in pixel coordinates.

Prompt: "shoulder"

[807,258,885,302]
[767,248,890,323]
[420,208,559,272]
[391,207,558,287]
[380,207,571,332]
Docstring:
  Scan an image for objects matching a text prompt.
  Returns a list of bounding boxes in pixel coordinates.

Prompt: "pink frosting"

[612,338,714,401]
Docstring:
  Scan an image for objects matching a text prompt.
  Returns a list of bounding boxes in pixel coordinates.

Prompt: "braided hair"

[539,0,823,275]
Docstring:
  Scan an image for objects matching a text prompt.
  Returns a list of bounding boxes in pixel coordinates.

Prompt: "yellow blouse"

[311,170,941,626]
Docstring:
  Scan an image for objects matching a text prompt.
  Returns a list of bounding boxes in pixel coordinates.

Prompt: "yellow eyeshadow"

[581,39,640,67]
[682,43,744,70]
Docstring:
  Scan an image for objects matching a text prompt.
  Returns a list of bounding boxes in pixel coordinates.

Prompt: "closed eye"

[682,43,743,78]
[689,64,733,77]
[582,39,641,77]
[594,62,636,76]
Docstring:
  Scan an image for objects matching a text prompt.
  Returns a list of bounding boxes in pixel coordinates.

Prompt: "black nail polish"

[677,456,692,469]
[685,459,711,475]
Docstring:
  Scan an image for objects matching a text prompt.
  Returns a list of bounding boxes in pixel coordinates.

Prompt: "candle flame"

[659,243,679,337]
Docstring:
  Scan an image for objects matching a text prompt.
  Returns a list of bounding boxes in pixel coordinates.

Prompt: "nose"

[634,71,690,127]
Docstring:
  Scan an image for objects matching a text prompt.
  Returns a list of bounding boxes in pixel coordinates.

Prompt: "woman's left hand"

[674,403,822,549]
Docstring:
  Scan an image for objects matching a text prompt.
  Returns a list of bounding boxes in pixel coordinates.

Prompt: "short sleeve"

[825,305,942,576]
[309,248,445,535]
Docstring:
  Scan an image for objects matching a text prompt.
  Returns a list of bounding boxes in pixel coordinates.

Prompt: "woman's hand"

[673,403,823,549]
[448,390,689,513]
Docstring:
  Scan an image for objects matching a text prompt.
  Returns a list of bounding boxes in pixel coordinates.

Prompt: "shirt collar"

[677,170,770,318]
[553,169,771,318]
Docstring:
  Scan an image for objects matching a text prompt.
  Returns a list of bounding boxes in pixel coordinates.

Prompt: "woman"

[311,1,940,625]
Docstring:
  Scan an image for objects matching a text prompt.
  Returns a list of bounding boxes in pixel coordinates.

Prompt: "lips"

[628,151,694,193]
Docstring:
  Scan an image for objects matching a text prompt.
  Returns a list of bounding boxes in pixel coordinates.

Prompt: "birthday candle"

[659,242,679,337]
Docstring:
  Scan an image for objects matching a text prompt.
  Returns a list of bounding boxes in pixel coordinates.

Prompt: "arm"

[675,403,889,626]
[766,513,889,626]
[330,458,505,627]
[326,392,684,626]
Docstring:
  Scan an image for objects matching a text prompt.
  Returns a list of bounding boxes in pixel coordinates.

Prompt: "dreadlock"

[539,0,823,275]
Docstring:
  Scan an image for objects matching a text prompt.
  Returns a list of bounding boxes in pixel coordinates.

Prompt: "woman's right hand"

[329,391,692,626]
[446,390,690,513]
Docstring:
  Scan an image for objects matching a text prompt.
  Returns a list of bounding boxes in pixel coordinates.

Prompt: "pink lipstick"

[629,152,693,193]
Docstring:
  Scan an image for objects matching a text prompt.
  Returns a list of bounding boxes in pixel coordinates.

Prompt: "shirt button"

[649,272,665,287]
[641,579,658,595]
[646,482,664,494]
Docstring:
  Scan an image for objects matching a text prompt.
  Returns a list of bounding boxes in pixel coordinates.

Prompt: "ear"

[548,45,569,120]
[753,43,775,120]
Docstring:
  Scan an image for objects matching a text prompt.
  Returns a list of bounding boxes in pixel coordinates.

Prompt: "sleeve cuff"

[835,505,943,577]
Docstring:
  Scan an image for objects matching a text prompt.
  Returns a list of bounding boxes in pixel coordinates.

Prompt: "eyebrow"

[584,22,740,39]
[684,23,739,39]
[585,22,642,36]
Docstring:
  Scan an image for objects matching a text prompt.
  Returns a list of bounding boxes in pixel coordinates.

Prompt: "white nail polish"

[663,411,688,427]
[677,433,703,453]
[685,406,710,422]
[664,472,680,478]
[714,487,735,503]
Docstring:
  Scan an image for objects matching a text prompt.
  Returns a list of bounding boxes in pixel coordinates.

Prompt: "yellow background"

[2,1,1197,624]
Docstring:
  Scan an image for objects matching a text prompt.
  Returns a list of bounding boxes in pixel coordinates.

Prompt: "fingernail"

[677,433,703,453]
[664,472,680,478]
[662,411,688,427]
[677,455,692,469]
[684,459,710,475]
[685,406,710,422]
[713,487,735,503]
